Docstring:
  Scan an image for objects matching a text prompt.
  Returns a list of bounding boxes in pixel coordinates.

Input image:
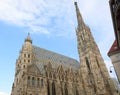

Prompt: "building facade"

[108,0,120,83]
[11,1,119,95]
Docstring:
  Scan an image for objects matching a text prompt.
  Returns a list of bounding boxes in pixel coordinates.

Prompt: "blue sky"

[0,0,117,95]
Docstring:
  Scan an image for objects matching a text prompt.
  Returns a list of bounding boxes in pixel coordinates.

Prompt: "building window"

[28,60,30,63]
[65,84,68,95]
[23,65,25,68]
[85,57,90,71]
[47,80,50,95]
[27,76,30,86]
[28,54,30,58]
[41,79,43,86]
[76,89,79,95]
[32,77,35,86]
[52,82,56,95]
[24,54,26,57]
[49,73,52,78]
[37,78,40,86]
[46,72,48,77]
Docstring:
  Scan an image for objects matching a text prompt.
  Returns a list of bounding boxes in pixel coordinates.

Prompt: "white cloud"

[0,0,76,37]
[0,0,115,71]
[0,0,114,41]
[0,0,116,73]
[0,91,9,95]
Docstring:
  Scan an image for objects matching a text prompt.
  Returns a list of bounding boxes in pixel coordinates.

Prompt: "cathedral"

[11,1,119,95]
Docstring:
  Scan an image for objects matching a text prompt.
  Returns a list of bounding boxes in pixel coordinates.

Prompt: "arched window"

[37,78,40,86]
[85,57,90,71]
[23,65,25,68]
[61,82,63,95]
[52,82,56,95]
[65,84,68,95]
[24,54,26,57]
[28,60,30,63]
[76,89,79,95]
[17,78,18,83]
[47,80,50,95]
[49,72,52,78]
[62,75,64,80]
[46,72,48,77]
[28,54,30,58]
[27,76,30,86]
[41,79,43,86]
[32,77,35,86]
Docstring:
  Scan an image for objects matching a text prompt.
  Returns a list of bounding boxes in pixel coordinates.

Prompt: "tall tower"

[74,1,118,95]
[11,33,34,95]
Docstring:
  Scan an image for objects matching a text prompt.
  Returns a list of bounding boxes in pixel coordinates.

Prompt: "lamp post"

[109,66,114,73]
[109,66,119,83]
[109,66,120,94]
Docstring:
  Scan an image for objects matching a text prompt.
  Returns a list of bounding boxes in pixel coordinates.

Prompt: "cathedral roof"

[108,40,120,56]
[33,46,80,71]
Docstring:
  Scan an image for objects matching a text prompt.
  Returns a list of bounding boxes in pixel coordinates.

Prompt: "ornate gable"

[27,64,41,75]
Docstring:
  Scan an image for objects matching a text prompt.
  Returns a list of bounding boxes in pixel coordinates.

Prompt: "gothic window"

[47,80,50,95]
[46,72,48,77]
[24,59,26,63]
[49,72,52,78]
[41,79,43,86]
[23,65,25,68]
[28,60,30,63]
[62,75,64,80]
[17,78,18,83]
[76,89,79,95]
[60,82,63,95]
[52,82,56,95]
[27,76,30,86]
[85,57,90,71]
[53,74,56,79]
[32,77,35,86]
[37,78,40,86]
[28,54,30,58]
[96,57,100,67]
[65,84,68,95]
[24,54,26,57]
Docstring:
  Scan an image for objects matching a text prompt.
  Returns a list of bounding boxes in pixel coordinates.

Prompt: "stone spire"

[25,32,32,44]
[74,1,85,27]
[74,1,118,95]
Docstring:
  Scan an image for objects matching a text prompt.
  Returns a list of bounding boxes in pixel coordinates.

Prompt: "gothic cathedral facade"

[11,1,119,95]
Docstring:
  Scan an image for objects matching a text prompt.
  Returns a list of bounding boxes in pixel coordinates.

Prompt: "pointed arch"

[76,88,79,95]
[37,78,40,86]
[47,80,50,95]
[52,81,56,95]
[64,83,68,95]
[85,57,91,70]
[32,77,35,86]
[41,79,43,86]
[27,76,30,86]
[95,56,100,67]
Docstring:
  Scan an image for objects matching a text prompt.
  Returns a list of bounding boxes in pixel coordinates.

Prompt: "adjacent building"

[11,1,119,95]
[108,0,120,83]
